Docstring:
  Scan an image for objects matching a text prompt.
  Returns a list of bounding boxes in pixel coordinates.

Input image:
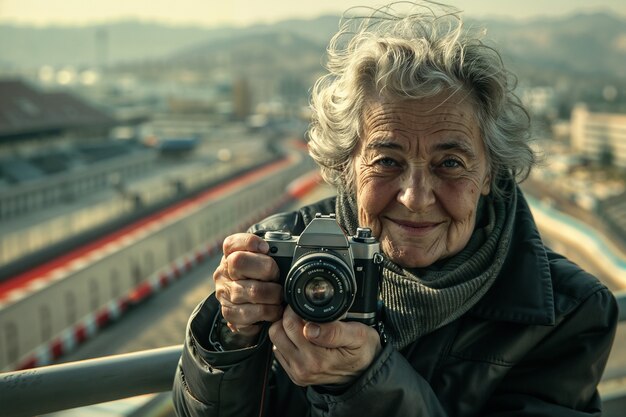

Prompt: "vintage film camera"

[264,213,383,325]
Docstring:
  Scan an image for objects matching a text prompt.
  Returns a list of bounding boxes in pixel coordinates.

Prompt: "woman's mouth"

[387,218,442,235]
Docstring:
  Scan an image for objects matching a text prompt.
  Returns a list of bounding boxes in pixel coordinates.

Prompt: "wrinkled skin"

[213,233,381,385]
[214,91,491,385]
[354,93,491,268]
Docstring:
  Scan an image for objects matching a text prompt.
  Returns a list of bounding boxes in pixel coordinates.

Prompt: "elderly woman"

[172,2,617,416]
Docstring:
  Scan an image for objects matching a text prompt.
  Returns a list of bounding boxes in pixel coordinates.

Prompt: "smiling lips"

[388,217,442,234]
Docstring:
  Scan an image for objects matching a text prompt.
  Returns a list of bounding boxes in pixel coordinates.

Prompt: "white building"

[570,104,626,169]
[520,86,557,117]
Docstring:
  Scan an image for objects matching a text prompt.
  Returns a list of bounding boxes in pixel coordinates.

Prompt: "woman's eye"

[375,157,399,167]
[440,158,463,169]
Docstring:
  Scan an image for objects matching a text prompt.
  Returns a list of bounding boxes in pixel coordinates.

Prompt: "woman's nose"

[396,168,436,212]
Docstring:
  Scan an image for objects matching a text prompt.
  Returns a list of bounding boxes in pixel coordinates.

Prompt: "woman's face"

[353,93,491,268]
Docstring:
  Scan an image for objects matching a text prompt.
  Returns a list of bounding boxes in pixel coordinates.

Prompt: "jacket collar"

[469,193,556,326]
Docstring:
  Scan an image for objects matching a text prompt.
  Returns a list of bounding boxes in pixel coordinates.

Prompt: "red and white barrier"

[12,171,324,371]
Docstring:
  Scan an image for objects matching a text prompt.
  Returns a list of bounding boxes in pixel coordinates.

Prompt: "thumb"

[303,321,364,349]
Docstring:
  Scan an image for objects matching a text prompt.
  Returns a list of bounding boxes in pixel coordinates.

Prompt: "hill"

[1,13,625,87]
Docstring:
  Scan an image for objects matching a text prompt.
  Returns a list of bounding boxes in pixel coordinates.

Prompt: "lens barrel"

[283,252,356,323]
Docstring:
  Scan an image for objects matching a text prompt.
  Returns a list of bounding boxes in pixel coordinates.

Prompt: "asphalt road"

[57,184,337,363]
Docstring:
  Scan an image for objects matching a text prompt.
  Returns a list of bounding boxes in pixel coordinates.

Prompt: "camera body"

[264,213,382,325]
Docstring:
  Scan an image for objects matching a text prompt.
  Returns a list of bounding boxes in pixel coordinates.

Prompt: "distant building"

[0,79,151,199]
[520,86,557,118]
[232,77,252,121]
[0,79,115,149]
[570,104,626,169]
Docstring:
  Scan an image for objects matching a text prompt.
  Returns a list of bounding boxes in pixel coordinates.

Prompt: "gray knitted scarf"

[335,182,516,350]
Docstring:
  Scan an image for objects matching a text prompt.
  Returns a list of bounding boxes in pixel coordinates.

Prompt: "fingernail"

[258,240,269,253]
[305,323,320,339]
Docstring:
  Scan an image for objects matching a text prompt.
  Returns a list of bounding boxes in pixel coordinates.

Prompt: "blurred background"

[1,1,625,415]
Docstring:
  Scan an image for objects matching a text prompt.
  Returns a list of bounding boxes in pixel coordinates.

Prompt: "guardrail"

[0,345,181,417]
[1,291,625,417]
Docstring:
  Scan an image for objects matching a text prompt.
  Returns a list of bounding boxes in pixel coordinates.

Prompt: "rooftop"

[0,79,115,141]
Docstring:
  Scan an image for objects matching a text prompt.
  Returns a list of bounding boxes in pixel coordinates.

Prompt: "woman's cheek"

[358,204,382,236]
[356,179,384,236]
[354,162,390,234]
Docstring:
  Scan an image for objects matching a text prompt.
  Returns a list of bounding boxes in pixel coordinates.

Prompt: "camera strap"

[375,300,388,348]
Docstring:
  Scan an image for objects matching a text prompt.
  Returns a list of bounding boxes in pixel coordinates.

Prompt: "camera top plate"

[297,214,350,248]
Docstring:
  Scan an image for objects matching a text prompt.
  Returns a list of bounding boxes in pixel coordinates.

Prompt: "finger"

[226,251,279,282]
[271,345,307,387]
[268,316,300,355]
[280,306,309,345]
[272,345,289,368]
[213,256,231,286]
[223,280,283,305]
[269,318,312,387]
[268,307,310,365]
[223,233,269,257]
[303,320,377,350]
[220,299,284,326]
[226,322,262,337]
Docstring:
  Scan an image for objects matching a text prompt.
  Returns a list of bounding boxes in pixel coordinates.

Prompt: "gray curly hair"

[307,1,536,200]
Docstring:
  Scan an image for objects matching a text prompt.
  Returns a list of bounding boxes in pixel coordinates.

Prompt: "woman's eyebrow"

[434,140,477,159]
[366,138,478,159]
[365,138,404,151]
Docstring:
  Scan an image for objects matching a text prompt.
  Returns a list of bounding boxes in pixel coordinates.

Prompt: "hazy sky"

[1,0,625,27]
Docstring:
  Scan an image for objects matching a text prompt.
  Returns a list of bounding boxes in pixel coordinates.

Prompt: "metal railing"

[1,291,625,417]
[0,345,181,417]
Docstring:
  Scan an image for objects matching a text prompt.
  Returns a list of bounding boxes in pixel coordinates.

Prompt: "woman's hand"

[269,306,383,387]
[213,233,284,346]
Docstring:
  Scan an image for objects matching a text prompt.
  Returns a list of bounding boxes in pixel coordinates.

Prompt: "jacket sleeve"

[306,286,618,417]
[172,293,273,417]
[172,204,328,417]
[170,294,450,417]
[306,342,448,416]
[482,286,618,416]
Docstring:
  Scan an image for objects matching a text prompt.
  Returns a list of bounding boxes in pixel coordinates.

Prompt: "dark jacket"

[172,195,618,417]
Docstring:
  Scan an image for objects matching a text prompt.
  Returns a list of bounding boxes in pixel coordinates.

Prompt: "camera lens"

[304,277,335,306]
[284,252,356,323]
